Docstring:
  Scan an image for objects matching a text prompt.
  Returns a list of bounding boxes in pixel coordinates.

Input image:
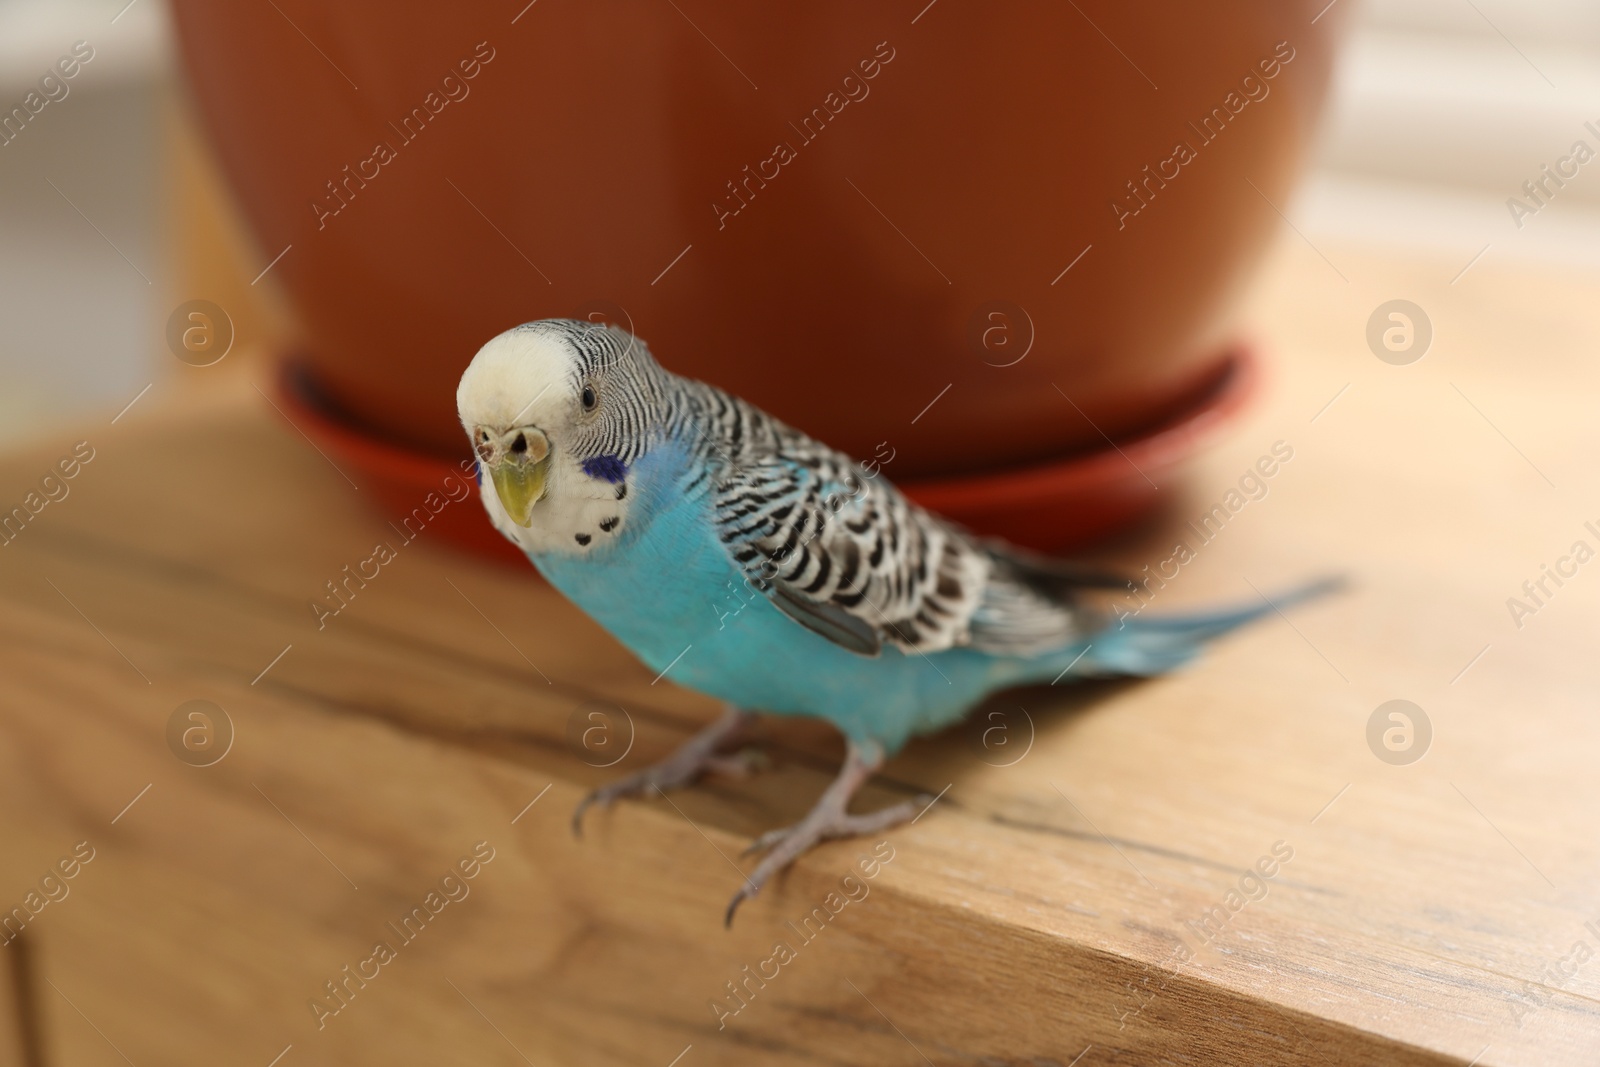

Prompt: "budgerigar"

[456,319,1335,924]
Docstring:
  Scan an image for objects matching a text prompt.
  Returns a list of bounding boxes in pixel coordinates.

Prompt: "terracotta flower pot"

[172,1,1341,548]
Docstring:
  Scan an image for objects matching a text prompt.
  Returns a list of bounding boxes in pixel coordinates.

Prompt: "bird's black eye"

[581,384,597,411]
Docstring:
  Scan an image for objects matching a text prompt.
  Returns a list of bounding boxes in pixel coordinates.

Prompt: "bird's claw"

[570,707,762,837]
[570,765,690,837]
[724,881,760,927]
[725,795,927,926]
[570,780,641,837]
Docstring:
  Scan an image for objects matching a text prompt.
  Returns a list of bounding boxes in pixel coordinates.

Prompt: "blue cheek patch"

[581,455,628,483]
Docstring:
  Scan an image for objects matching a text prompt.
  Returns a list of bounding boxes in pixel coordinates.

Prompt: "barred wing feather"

[701,391,1104,658]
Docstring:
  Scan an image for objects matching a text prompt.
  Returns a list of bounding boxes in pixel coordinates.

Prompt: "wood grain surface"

[0,236,1597,1065]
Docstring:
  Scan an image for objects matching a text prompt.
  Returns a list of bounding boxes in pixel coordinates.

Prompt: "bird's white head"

[457,319,663,541]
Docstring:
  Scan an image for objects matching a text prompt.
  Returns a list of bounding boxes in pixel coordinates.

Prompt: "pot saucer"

[902,343,1259,551]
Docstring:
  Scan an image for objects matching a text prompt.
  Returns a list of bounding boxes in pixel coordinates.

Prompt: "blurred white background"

[1310,0,1600,263]
[0,0,1596,447]
[0,0,169,446]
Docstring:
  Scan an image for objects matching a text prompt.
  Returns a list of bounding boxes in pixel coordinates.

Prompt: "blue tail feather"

[1075,576,1345,677]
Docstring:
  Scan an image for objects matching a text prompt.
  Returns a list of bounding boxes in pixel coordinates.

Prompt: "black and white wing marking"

[713,442,983,655]
[708,411,1106,658]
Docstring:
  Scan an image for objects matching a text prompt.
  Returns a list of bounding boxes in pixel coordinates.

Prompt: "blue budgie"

[456,319,1336,924]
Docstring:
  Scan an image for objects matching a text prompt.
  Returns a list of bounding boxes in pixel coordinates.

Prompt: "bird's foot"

[739,801,923,858]
[724,739,927,926]
[572,704,758,835]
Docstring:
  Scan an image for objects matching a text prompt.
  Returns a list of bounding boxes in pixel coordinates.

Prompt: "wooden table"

[1,235,1597,1066]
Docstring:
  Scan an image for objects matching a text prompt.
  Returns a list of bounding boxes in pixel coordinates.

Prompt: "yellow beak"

[489,431,551,527]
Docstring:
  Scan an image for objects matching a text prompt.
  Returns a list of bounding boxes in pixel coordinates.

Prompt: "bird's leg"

[725,738,929,926]
[572,703,760,835]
